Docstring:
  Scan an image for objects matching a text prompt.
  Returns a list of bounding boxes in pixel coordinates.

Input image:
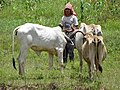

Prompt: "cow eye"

[97,32,102,36]
[93,31,96,35]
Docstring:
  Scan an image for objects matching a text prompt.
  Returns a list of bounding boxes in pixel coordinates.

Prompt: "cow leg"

[96,62,103,73]
[78,50,83,72]
[57,48,64,73]
[90,60,95,79]
[88,63,94,80]
[48,53,53,70]
[63,45,68,63]
[95,61,102,78]
[97,44,107,73]
[95,47,104,73]
[18,45,28,75]
[68,44,74,62]
[88,64,91,79]
[95,59,100,72]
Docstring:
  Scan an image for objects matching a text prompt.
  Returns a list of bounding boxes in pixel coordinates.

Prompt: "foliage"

[1,0,120,25]
[80,0,120,23]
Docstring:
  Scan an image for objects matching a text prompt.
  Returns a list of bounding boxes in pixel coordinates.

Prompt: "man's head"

[64,8,72,17]
[64,2,76,16]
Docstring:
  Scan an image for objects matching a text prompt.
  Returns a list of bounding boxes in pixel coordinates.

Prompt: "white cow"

[12,23,72,75]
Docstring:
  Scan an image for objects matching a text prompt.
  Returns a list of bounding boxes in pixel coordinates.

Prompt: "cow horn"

[63,33,74,46]
[70,30,85,38]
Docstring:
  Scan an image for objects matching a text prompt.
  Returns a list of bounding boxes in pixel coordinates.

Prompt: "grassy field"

[0,0,120,90]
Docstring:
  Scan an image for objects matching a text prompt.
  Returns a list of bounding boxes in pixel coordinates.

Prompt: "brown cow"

[82,34,107,79]
[70,23,103,72]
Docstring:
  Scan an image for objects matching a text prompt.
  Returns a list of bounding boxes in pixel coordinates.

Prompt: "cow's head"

[92,35,101,45]
[92,25,102,36]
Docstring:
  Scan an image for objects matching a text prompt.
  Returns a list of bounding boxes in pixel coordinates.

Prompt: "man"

[59,2,78,63]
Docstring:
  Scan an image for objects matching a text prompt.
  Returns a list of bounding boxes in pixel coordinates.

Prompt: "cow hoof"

[60,64,65,68]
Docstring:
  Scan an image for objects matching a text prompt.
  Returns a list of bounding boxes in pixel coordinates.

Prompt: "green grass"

[0,0,120,90]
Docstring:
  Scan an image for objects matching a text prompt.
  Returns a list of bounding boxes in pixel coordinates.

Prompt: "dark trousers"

[63,45,74,63]
[63,39,74,63]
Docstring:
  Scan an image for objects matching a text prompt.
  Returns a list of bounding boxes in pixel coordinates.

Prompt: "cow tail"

[98,64,102,73]
[12,26,20,70]
[95,55,102,73]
